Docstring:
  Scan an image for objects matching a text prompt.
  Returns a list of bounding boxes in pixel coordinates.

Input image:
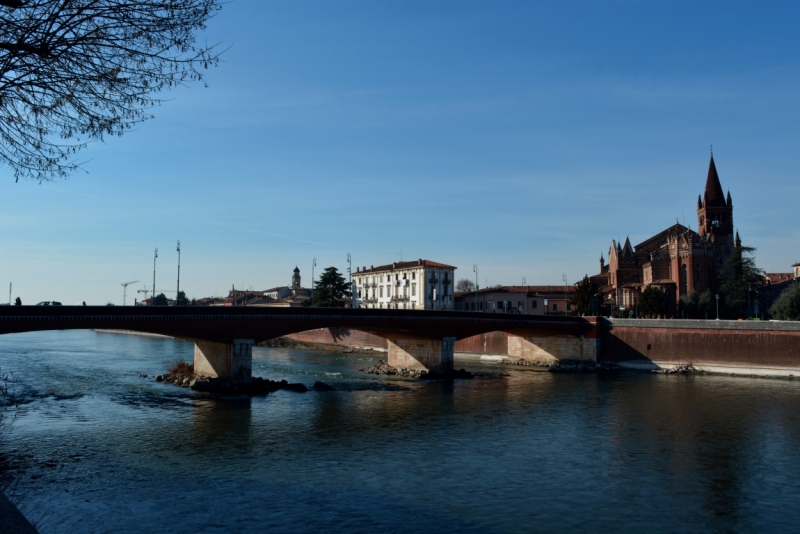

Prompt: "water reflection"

[191,396,253,446]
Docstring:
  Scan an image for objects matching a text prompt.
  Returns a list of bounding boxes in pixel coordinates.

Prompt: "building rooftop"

[456,285,577,297]
[355,259,457,274]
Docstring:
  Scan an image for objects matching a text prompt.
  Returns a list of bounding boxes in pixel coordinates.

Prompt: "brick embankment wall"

[285,328,388,351]
[454,332,509,356]
[603,319,800,375]
[284,329,512,357]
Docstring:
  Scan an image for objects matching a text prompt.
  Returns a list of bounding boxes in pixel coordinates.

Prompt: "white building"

[353,259,456,310]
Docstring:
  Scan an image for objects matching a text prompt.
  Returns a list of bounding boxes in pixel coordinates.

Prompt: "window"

[380,286,384,298]
[567,303,571,311]
[694,264,701,290]
[412,272,416,280]
[411,283,416,296]
[518,301,524,309]
[506,301,512,310]
[553,303,557,311]
[497,301,504,310]
[479,302,484,310]
[531,300,538,309]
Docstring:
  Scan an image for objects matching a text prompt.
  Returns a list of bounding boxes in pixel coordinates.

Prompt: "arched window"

[681,264,688,295]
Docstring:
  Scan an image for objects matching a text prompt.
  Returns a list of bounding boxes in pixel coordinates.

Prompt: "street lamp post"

[311,258,317,307]
[176,240,181,305]
[562,274,568,315]
[473,264,478,312]
[715,293,720,320]
[748,283,751,319]
[347,253,353,308]
[152,248,158,304]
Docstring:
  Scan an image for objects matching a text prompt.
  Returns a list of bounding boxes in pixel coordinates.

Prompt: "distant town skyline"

[2,1,799,304]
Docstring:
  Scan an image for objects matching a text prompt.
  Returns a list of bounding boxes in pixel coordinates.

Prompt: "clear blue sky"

[2,0,799,304]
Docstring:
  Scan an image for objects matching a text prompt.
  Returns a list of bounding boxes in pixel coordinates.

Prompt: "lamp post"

[715,293,719,320]
[176,240,181,305]
[473,264,478,312]
[311,257,317,307]
[562,274,568,315]
[152,248,158,304]
[748,283,751,319]
[347,252,353,308]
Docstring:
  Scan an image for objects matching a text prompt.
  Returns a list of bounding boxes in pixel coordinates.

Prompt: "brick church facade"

[592,155,741,313]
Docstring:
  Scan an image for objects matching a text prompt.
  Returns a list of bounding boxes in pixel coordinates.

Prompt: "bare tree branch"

[0,0,223,182]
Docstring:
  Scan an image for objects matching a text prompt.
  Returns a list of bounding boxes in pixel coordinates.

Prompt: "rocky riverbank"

[499,358,621,373]
[359,361,473,380]
[153,361,309,395]
[650,363,697,375]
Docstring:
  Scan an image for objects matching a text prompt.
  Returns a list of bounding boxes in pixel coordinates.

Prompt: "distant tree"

[638,286,670,318]
[679,290,712,319]
[456,278,476,293]
[718,246,761,318]
[0,0,222,182]
[769,283,800,321]
[176,291,189,306]
[305,267,351,307]
[570,275,600,316]
[152,293,168,306]
[190,298,198,306]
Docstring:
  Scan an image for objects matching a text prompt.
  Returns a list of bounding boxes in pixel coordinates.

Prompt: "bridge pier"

[507,334,598,364]
[387,337,456,374]
[193,339,254,382]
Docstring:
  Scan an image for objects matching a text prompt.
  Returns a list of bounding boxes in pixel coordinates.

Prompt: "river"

[1,329,799,533]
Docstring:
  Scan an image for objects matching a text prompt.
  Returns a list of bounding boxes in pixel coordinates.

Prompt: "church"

[592,155,741,313]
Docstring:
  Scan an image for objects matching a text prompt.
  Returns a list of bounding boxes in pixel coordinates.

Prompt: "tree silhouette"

[456,278,476,293]
[307,267,351,307]
[769,283,800,321]
[639,286,670,318]
[0,0,222,182]
[717,246,760,318]
[569,275,600,315]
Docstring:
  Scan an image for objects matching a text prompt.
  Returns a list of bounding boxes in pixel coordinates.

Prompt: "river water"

[1,330,800,533]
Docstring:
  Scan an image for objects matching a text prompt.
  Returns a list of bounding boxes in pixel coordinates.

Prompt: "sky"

[2,0,800,305]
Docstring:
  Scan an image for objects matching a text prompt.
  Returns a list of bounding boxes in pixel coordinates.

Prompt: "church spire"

[735,230,741,248]
[704,155,726,207]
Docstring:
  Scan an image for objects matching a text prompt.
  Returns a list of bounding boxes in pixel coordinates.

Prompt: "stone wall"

[508,334,598,363]
[453,331,509,355]
[603,319,800,375]
[286,328,388,351]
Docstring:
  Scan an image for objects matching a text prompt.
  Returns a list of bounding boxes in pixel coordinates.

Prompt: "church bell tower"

[697,154,735,276]
[291,266,301,290]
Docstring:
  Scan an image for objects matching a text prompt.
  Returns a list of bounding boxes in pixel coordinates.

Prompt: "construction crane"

[136,286,176,302]
[121,281,139,306]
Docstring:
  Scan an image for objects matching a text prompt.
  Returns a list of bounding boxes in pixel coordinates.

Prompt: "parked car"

[35,301,62,306]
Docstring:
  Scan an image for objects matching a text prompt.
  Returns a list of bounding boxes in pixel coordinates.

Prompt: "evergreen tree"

[769,283,800,321]
[176,291,189,306]
[307,267,351,307]
[152,293,168,306]
[679,290,712,319]
[570,275,600,316]
[718,246,760,318]
[638,286,670,318]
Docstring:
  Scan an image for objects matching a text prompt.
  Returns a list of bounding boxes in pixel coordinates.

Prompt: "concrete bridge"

[0,306,600,381]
